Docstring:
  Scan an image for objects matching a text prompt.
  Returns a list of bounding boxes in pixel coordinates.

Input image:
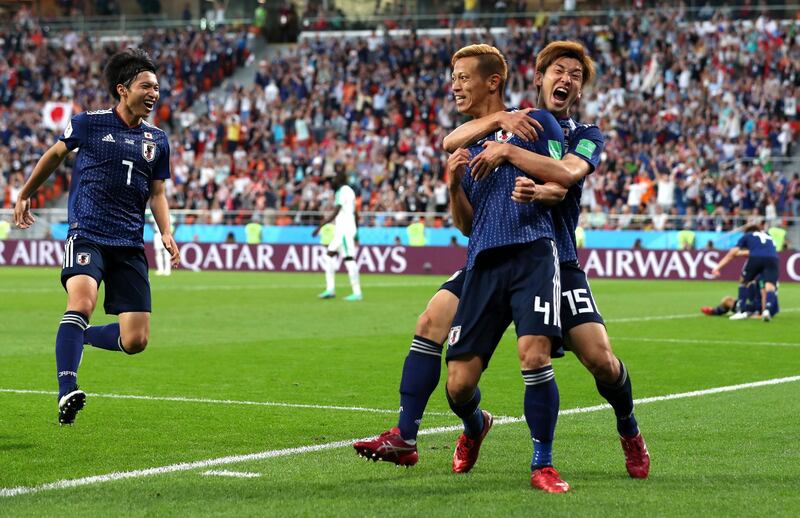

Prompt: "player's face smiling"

[451,57,494,117]
[540,57,583,117]
[122,71,160,122]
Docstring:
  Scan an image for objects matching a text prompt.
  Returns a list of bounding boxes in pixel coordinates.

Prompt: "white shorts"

[327,231,356,257]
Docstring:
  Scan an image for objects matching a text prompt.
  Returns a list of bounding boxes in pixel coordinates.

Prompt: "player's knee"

[446,370,476,403]
[67,297,96,317]
[584,352,618,382]
[518,337,552,370]
[122,333,148,354]
[414,310,444,342]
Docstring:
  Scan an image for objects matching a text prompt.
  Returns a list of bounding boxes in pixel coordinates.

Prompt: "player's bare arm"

[14,140,71,229]
[712,246,741,277]
[149,179,180,266]
[511,176,567,206]
[442,109,542,152]
[447,148,473,236]
[312,206,341,237]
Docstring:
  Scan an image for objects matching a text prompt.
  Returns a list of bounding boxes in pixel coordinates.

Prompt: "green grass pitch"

[1,267,799,516]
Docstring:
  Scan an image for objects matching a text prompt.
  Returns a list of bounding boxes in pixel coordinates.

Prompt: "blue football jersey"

[461,109,564,270]
[552,118,604,264]
[60,109,171,247]
[737,232,778,258]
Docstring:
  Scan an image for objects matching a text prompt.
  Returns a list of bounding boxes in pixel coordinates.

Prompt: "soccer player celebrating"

[312,169,362,301]
[358,44,570,492]
[14,49,179,425]
[712,223,780,321]
[355,41,650,484]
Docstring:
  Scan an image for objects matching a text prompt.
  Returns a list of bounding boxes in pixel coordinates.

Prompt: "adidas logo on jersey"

[102,134,116,143]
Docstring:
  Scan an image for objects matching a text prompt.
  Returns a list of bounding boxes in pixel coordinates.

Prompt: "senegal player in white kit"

[312,170,362,301]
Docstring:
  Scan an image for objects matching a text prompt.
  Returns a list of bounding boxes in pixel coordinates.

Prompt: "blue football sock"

[746,283,760,313]
[447,386,484,439]
[765,291,778,314]
[56,311,88,399]
[397,335,442,441]
[596,360,639,437]
[737,285,749,312]
[84,323,123,352]
[523,366,559,469]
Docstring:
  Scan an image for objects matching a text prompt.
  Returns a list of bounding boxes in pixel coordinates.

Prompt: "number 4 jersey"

[60,108,171,247]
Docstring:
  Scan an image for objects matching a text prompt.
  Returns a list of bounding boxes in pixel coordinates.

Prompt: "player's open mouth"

[143,99,156,111]
[552,87,569,103]
[454,95,466,105]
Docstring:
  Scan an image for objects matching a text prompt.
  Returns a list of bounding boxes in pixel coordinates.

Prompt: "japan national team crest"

[447,326,461,347]
[76,252,91,266]
[142,140,156,162]
[495,129,514,143]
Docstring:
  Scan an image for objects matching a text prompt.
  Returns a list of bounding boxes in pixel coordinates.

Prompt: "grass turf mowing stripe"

[612,336,800,348]
[0,389,454,416]
[3,374,798,499]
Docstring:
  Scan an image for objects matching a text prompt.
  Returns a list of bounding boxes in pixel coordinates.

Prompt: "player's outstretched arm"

[14,141,71,229]
[448,149,473,236]
[712,246,741,278]
[149,179,180,266]
[511,177,567,206]
[442,109,542,153]
[504,147,589,188]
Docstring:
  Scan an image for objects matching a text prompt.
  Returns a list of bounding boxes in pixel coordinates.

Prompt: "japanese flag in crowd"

[42,102,73,131]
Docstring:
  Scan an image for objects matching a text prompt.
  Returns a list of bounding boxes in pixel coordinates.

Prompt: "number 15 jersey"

[60,108,171,247]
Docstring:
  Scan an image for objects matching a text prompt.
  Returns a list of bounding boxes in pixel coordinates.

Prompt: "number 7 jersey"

[59,108,171,247]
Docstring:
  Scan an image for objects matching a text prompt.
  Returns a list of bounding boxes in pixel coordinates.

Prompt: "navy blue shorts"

[439,268,465,298]
[445,239,562,368]
[559,262,605,334]
[61,235,152,315]
[742,256,779,284]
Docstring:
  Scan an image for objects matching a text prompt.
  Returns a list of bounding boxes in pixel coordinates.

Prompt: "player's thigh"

[417,288,460,344]
[64,275,100,316]
[61,236,105,316]
[566,322,619,380]
[103,247,152,316]
[510,240,562,340]
[445,265,511,371]
[740,258,761,284]
[762,258,779,286]
[341,233,357,259]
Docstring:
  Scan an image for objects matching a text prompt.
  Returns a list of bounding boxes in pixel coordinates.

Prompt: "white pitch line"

[0,389,453,417]
[201,470,261,478]
[612,336,800,348]
[3,374,798,499]
[0,281,443,294]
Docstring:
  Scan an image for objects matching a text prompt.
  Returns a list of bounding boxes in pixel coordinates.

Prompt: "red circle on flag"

[49,106,64,123]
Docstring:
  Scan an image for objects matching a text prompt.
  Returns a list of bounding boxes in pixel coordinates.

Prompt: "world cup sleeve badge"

[142,140,156,162]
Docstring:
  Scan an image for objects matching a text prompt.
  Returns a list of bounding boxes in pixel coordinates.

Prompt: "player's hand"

[470,141,508,181]
[162,234,180,267]
[711,267,721,279]
[512,176,537,203]
[13,196,35,229]
[447,148,470,187]
[497,108,541,142]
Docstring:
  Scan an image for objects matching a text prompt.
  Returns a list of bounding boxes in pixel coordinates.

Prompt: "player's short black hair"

[103,48,157,101]
[744,224,761,233]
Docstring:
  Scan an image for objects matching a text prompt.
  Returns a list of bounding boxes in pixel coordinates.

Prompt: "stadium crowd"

[2,5,800,232]
[0,11,250,210]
